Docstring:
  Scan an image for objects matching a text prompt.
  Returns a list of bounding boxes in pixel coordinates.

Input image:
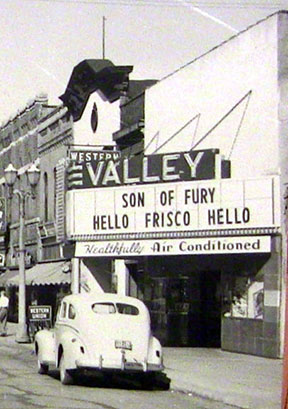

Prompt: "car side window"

[68,304,76,320]
[55,305,61,322]
[60,302,67,318]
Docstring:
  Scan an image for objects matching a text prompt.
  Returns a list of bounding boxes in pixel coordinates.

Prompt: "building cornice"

[38,130,73,156]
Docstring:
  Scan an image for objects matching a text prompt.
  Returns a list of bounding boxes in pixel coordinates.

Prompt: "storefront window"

[223,274,264,320]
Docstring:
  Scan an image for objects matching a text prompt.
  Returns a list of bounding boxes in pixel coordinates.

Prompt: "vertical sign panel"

[0,198,6,233]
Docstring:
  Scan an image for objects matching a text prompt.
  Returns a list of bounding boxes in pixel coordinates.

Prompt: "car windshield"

[91,302,139,316]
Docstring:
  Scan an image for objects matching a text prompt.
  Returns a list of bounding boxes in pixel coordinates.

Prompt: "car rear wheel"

[59,353,74,385]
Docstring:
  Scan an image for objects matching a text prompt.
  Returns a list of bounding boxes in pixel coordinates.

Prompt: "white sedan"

[35,292,169,388]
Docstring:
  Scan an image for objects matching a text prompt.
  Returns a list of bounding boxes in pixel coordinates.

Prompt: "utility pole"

[282,272,288,408]
[102,16,106,59]
[282,193,288,409]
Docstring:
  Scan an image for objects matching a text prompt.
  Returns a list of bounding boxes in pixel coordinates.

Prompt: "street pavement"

[1,322,283,409]
[164,347,282,409]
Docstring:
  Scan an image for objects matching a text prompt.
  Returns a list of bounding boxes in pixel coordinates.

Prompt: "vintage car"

[35,292,168,387]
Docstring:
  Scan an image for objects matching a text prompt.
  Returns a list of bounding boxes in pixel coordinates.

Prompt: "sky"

[0,0,287,124]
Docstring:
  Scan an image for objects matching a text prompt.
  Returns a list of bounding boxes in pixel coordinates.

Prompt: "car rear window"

[92,303,116,314]
[116,303,139,316]
[91,302,139,315]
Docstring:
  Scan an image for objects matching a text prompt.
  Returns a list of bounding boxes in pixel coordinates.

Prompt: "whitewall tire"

[59,353,74,385]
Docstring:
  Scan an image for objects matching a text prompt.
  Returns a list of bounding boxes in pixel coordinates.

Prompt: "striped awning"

[0,270,19,287]
[5,261,71,287]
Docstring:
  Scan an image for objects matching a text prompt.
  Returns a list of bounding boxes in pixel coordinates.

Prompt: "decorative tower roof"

[59,59,133,122]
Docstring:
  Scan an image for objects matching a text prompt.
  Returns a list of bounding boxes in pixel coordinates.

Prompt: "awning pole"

[71,258,80,294]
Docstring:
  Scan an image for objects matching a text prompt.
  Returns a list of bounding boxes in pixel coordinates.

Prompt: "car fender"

[147,335,163,366]
[56,332,83,371]
[35,329,56,365]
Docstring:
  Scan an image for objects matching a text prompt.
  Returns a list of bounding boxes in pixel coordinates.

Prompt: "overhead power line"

[19,0,288,8]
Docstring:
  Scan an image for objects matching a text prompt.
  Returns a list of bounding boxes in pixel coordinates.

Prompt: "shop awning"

[0,270,19,287]
[6,261,71,286]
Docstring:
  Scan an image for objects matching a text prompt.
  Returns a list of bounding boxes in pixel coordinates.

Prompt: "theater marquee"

[75,236,271,257]
[67,148,230,189]
[67,175,280,238]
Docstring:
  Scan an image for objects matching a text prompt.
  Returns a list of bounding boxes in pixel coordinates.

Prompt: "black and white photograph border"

[0,1,285,409]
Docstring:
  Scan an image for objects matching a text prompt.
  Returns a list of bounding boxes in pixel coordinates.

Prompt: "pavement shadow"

[47,369,170,391]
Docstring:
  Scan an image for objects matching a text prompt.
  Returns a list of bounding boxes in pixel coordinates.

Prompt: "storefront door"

[126,258,222,347]
[165,271,221,347]
[199,271,221,347]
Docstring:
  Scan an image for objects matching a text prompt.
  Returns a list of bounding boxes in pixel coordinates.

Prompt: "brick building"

[0,94,72,320]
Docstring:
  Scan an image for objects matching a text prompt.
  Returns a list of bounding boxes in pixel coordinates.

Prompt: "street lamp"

[4,163,40,343]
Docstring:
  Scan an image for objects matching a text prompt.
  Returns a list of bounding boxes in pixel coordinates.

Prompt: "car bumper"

[75,358,164,373]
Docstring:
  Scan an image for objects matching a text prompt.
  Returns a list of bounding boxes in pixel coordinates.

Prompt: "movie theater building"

[65,12,288,358]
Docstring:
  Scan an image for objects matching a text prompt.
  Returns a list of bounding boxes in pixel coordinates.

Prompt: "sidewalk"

[2,323,283,409]
[163,347,282,409]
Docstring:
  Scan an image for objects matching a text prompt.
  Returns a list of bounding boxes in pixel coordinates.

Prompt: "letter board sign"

[67,175,280,237]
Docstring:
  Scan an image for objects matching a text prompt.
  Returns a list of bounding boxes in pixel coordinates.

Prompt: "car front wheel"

[59,353,74,385]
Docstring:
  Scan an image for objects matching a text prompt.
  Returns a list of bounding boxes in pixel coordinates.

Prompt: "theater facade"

[64,12,288,358]
[66,145,281,357]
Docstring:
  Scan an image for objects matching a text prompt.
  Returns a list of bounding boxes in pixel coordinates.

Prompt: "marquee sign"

[66,148,230,189]
[75,236,271,257]
[67,175,280,238]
